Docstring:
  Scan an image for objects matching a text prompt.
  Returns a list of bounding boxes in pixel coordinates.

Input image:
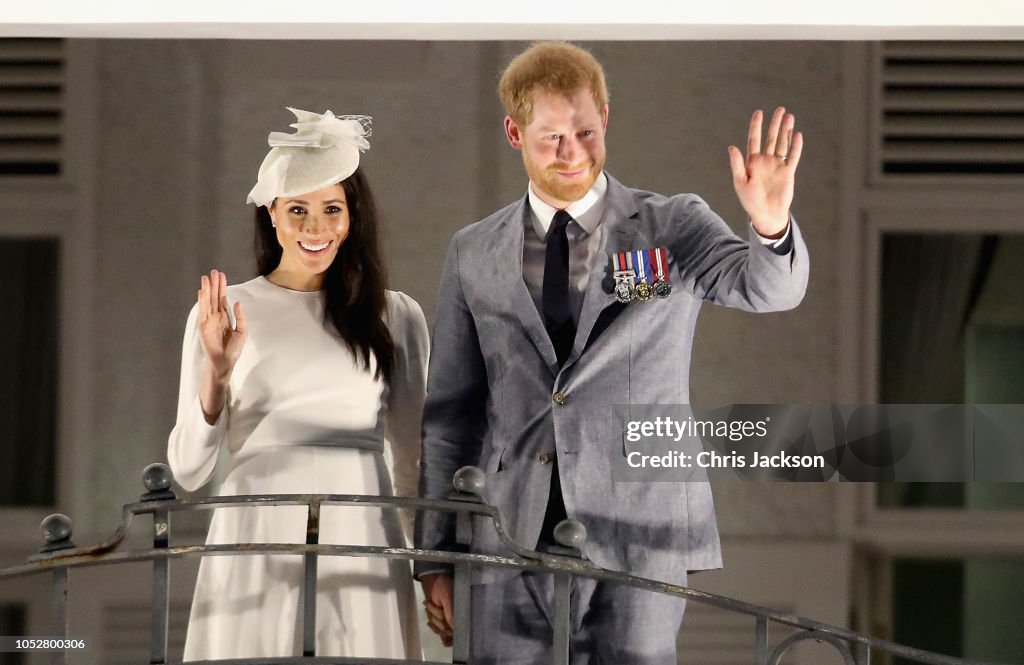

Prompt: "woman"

[167,108,425,660]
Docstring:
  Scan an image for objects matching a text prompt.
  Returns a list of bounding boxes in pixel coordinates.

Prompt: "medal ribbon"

[651,247,668,283]
[632,250,648,286]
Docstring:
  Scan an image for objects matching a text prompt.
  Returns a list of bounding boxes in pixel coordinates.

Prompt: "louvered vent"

[880,41,1024,176]
[0,38,63,177]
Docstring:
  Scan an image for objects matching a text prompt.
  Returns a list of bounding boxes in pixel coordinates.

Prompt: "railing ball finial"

[142,463,177,501]
[143,463,173,492]
[452,466,485,496]
[39,513,75,553]
[553,519,587,550]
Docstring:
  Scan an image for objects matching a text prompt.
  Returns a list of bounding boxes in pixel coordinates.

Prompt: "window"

[0,603,26,665]
[0,237,59,507]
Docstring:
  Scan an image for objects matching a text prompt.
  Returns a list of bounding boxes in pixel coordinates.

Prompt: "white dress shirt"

[522,172,609,324]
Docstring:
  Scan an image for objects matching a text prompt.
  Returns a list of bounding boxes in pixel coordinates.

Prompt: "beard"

[523,149,606,205]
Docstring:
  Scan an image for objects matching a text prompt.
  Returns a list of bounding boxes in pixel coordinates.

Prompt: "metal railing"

[0,463,1005,665]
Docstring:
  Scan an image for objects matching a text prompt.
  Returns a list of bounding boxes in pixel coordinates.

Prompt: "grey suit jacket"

[414,173,809,586]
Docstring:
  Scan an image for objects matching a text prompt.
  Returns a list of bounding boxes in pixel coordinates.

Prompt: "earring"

[270,219,276,228]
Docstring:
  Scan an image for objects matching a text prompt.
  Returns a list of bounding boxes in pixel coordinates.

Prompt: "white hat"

[246,107,371,207]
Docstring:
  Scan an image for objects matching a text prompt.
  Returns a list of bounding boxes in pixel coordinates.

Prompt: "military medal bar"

[613,252,636,303]
[632,249,653,301]
[611,248,672,303]
[651,246,672,299]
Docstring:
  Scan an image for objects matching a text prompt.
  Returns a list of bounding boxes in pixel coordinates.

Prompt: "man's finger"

[787,131,804,171]
[746,110,762,160]
[439,589,454,627]
[764,106,785,156]
[779,114,795,157]
[426,613,445,631]
[424,601,446,623]
[425,612,453,641]
[727,146,746,185]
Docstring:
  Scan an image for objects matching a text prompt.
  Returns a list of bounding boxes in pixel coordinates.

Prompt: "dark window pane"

[877,233,1024,509]
[893,559,964,664]
[0,237,58,506]
[0,604,26,665]
[893,558,1024,664]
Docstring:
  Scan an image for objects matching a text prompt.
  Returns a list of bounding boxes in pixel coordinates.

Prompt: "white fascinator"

[246,107,371,207]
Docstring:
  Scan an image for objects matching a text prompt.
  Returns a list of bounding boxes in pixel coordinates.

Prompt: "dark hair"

[254,168,395,383]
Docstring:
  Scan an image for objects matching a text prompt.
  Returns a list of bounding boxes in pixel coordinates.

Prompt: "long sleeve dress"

[167,276,427,661]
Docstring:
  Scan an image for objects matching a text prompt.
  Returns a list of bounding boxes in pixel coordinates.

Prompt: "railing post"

[50,568,68,665]
[142,464,176,665]
[450,466,486,664]
[854,641,871,665]
[549,519,587,665]
[303,500,321,657]
[755,615,769,665]
[40,514,74,665]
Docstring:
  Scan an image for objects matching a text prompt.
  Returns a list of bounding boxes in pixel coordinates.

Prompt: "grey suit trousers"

[470,574,687,665]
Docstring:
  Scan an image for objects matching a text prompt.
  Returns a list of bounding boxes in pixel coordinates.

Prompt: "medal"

[633,250,653,301]
[614,280,635,303]
[613,252,635,303]
[651,246,672,299]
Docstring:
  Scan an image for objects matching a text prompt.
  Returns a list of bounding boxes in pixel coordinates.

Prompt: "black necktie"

[543,210,576,366]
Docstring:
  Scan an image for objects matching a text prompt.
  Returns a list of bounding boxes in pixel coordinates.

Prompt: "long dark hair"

[254,168,395,383]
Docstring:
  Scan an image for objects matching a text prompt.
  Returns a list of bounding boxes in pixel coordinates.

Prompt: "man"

[414,41,808,663]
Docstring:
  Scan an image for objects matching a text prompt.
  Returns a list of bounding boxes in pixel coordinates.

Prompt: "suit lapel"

[566,175,640,367]
[493,196,561,375]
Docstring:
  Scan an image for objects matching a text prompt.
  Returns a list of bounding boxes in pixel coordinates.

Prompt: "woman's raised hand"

[197,269,247,379]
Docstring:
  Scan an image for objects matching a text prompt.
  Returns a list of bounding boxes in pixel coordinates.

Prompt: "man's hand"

[727,107,804,239]
[420,573,454,647]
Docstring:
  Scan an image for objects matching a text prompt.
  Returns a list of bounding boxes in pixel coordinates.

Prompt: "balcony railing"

[0,463,1005,665]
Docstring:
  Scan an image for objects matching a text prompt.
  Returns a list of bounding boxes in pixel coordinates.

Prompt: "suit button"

[538,452,553,465]
[552,392,567,405]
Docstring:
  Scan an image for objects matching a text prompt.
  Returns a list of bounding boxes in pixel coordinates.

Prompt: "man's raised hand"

[727,107,803,239]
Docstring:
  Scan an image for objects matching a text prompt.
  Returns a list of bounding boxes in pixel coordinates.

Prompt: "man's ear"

[601,104,609,132]
[504,115,524,149]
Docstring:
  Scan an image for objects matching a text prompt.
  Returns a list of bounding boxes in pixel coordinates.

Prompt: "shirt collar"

[527,171,608,240]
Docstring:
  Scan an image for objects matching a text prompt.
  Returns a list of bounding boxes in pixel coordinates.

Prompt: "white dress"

[167,276,427,661]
